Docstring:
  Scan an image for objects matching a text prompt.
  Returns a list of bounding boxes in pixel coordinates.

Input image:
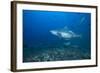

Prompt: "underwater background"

[23,10,91,62]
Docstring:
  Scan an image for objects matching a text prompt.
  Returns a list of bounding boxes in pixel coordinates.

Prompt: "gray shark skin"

[50,26,81,40]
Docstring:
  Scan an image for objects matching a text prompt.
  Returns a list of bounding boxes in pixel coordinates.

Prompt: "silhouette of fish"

[50,26,81,40]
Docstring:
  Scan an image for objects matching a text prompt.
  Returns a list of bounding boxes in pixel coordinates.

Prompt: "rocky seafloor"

[23,44,91,62]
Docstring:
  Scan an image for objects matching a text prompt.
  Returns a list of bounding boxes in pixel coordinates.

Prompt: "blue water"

[23,10,91,62]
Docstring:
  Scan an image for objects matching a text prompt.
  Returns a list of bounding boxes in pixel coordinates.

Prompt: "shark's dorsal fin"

[60,26,69,31]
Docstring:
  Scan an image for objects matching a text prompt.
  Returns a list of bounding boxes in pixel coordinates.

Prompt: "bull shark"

[50,26,81,40]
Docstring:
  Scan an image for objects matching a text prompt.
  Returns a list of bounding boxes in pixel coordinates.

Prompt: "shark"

[50,26,81,40]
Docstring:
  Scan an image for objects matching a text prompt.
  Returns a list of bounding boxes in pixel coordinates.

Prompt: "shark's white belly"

[60,32,72,38]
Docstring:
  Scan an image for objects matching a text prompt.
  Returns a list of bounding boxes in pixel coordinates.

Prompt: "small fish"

[78,17,86,25]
